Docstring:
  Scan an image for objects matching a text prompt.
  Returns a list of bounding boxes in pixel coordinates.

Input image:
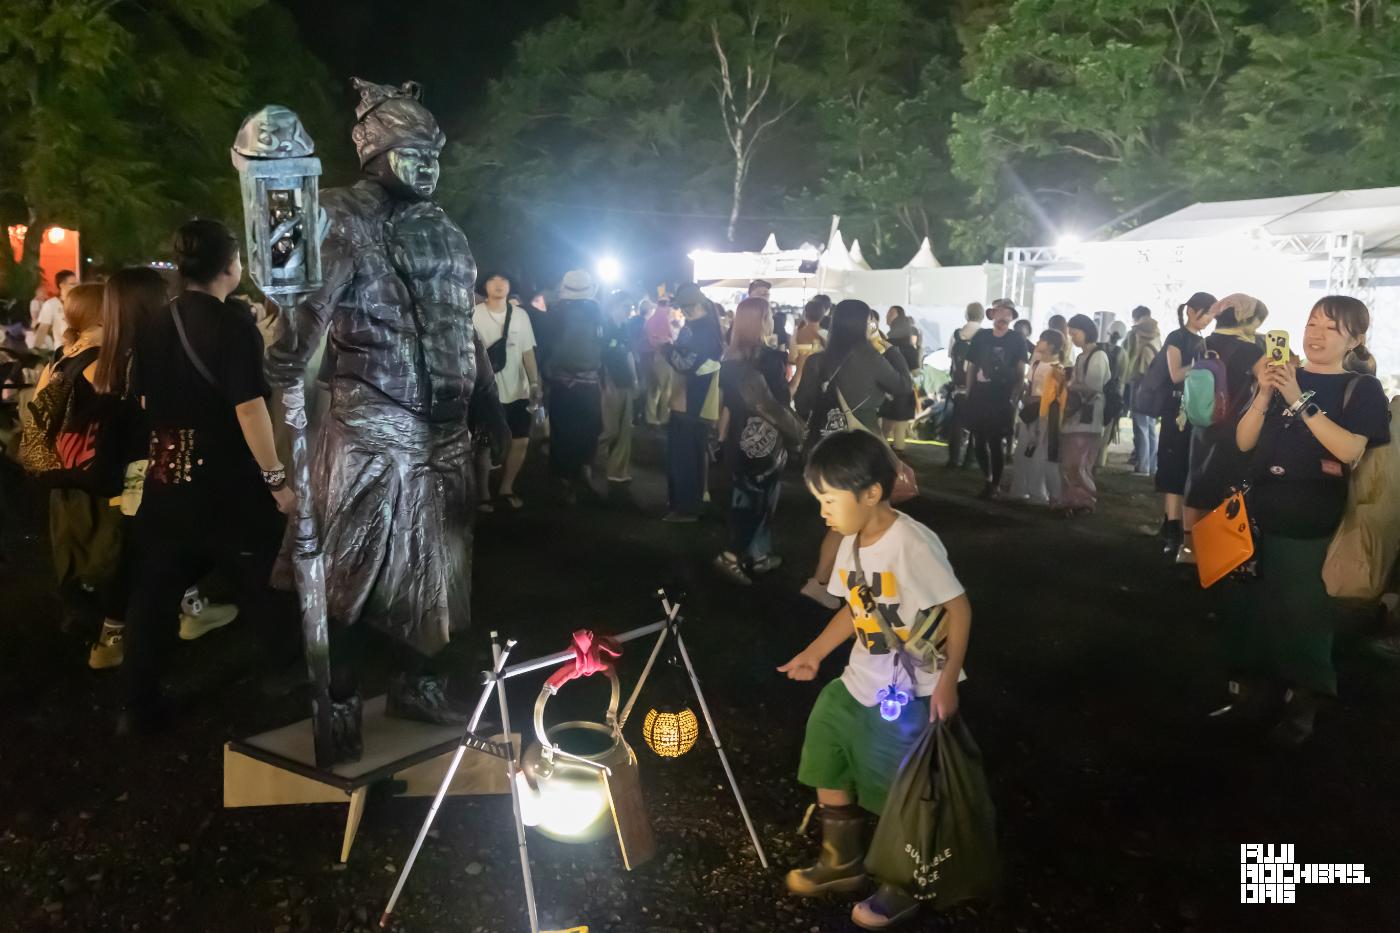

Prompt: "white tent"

[1006,186,1400,386]
[696,227,1001,355]
[849,239,872,270]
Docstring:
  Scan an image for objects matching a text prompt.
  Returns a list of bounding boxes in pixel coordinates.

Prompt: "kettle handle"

[533,668,622,752]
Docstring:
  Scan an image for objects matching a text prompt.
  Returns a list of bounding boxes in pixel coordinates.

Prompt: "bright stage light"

[596,256,622,284]
[1056,232,1082,252]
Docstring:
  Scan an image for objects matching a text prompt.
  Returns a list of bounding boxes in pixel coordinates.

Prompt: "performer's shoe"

[387,674,472,726]
[330,694,364,764]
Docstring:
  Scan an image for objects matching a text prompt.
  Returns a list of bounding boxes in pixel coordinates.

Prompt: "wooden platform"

[224,695,514,861]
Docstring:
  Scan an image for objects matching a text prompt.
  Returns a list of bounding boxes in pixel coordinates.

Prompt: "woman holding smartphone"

[1213,296,1390,745]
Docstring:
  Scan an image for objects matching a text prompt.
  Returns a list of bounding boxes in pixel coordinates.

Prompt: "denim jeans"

[1131,412,1158,474]
[730,470,781,564]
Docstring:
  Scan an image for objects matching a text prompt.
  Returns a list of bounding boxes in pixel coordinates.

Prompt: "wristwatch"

[1283,391,1315,419]
[1301,402,1322,421]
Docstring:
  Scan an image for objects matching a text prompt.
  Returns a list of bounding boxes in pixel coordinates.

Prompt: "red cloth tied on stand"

[546,630,622,690]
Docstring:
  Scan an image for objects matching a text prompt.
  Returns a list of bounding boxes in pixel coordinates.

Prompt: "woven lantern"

[642,704,699,759]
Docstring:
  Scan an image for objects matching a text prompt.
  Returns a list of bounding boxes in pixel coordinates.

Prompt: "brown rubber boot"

[785,804,867,896]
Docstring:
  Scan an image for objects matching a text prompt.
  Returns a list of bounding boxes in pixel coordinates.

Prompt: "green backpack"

[1181,351,1227,428]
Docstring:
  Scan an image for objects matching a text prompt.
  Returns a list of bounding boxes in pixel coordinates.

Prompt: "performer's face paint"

[385,147,440,199]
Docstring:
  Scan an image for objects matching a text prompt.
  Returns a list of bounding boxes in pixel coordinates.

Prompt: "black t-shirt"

[1252,371,1391,539]
[601,319,636,390]
[968,329,1029,393]
[1161,327,1205,398]
[1200,332,1263,424]
[132,291,270,499]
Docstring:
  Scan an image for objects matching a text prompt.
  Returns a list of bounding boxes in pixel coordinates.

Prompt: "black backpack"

[1098,342,1125,423]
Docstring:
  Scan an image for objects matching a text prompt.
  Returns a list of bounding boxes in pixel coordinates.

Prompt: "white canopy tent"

[1005,186,1400,386]
[693,226,1000,355]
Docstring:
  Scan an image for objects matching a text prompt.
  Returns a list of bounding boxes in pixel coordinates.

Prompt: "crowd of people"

[4,221,1399,928]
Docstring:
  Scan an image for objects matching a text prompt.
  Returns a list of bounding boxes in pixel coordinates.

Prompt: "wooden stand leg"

[341,786,368,863]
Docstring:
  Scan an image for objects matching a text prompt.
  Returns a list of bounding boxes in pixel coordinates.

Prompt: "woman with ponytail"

[1147,291,1215,557]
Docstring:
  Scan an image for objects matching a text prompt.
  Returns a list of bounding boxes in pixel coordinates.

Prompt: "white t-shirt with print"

[828,512,967,706]
[473,302,538,404]
[36,296,66,350]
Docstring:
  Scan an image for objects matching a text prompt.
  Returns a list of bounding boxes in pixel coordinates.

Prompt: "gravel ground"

[2,431,1398,933]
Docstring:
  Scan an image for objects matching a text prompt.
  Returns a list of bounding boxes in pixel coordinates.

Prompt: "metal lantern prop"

[517,633,638,843]
[230,105,323,298]
[231,104,334,766]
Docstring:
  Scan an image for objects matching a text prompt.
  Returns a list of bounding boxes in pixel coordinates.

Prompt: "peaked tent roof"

[1112,186,1400,253]
[849,239,872,270]
[905,236,940,268]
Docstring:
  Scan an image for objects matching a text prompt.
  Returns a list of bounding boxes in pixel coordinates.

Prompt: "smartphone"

[1265,330,1289,367]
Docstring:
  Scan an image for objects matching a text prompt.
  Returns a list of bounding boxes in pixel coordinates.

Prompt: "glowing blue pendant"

[876,684,911,722]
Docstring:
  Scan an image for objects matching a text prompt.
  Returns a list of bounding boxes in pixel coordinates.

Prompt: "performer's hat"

[350,78,447,168]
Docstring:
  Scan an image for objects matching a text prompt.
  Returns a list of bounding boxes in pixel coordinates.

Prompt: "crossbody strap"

[849,540,920,687]
[170,299,222,397]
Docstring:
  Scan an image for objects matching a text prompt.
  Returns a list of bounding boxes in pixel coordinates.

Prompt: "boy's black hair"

[804,430,896,502]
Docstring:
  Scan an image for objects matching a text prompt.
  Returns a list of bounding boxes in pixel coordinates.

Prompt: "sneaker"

[88,623,125,670]
[661,511,699,523]
[750,554,783,575]
[179,588,239,641]
[800,577,841,610]
[851,884,921,930]
[1174,542,1197,566]
[713,552,752,585]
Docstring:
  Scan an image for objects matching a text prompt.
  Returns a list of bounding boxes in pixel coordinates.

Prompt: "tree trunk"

[728,154,744,243]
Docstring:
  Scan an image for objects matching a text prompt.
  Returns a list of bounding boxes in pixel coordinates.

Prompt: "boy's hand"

[930,678,958,722]
[778,651,820,681]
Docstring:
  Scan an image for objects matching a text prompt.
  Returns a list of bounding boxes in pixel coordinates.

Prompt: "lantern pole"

[666,595,770,869]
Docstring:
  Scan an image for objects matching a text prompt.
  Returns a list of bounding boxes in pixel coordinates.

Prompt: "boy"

[779,430,971,930]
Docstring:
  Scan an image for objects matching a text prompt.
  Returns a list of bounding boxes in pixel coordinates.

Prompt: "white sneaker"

[179,587,239,641]
[800,577,841,610]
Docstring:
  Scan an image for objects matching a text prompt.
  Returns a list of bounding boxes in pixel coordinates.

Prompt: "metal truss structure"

[1003,230,1375,317]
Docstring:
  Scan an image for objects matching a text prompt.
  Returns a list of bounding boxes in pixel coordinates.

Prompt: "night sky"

[277,0,576,136]
[275,0,696,291]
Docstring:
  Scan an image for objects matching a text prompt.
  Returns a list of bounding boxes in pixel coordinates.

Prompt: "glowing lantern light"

[642,705,699,758]
[46,227,66,244]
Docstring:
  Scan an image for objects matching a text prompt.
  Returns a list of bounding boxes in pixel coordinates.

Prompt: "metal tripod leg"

[494,634,541,933]
[674,629,769,868]
[380,634,517,928]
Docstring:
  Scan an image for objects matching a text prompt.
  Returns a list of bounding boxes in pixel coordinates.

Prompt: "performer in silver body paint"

[268,79,507,763]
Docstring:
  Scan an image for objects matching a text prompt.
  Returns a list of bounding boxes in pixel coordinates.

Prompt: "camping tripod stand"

[380,590,767,931]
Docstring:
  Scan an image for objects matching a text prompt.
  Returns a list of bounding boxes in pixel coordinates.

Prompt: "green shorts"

[797,679,929,814]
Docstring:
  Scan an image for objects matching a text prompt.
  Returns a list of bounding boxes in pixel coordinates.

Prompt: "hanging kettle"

[517,632,638,843]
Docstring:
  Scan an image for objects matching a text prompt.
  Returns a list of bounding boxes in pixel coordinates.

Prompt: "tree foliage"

[7,0,1400,292]
[0,0,340,288]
